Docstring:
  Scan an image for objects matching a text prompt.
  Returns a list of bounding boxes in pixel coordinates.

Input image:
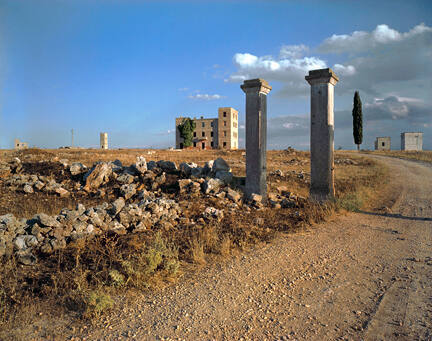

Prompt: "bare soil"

[6,155,429,340]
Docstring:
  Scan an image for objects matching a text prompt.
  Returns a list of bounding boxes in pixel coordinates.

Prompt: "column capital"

[241,78,272,95]
[305,68,339,86]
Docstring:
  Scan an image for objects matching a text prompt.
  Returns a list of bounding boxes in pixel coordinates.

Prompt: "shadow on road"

[358,210,432,222]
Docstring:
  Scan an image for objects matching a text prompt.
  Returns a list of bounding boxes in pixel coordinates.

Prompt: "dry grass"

[0,148,388,338]
[364,150,432,163]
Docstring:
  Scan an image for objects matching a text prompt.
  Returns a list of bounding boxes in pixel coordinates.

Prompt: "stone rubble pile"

[0,192,182,265]
[0,155,307,265]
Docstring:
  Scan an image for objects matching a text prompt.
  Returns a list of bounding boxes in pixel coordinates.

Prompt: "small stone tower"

[100,132,108,149]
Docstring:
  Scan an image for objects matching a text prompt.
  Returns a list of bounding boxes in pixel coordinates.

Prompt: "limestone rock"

[23,184,34,194]
[70,162,87,176]
[226,188,242,203]
[203,178,224,194]
[179,162,198,177]
[157,160,177,171]
[34,180,45,191]
[215,170,233,184]
[120,184,137,200]
[55,187,70,198]
[36,213,60,228]
[133,156,147,174]
[84,163,112,191]
[110,197,125,216]
[249,193,264,207]
[203,207,224,221]
[178,179,192,193]
[117,173,135,185]
[203,160,214,175]
[147,161,158,171]
[212,158,231,173]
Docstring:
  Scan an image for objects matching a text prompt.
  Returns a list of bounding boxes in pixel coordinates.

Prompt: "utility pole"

[71,129,74,148]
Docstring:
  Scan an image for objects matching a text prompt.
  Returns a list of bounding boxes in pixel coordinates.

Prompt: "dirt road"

[81,156,432,341]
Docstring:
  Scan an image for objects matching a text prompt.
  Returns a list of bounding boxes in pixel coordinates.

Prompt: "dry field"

[364,150,432,163]
[0,148,387,338]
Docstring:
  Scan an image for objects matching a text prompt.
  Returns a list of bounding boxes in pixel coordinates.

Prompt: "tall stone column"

[241,79,272,201]
[305,68,339,201]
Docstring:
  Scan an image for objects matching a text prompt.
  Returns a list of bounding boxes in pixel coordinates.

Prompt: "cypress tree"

[352,91,363,151]
[177,118,196,148]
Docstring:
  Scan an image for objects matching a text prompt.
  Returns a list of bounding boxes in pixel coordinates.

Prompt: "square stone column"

[241,79,272,201]
[305,68,339,201]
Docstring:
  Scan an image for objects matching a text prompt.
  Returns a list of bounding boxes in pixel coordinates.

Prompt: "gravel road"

[79,156,432,341]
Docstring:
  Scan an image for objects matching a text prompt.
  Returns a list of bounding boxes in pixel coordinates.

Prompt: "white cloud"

[227,23,432,99]
[318,23,432,53]
[188,94,226,100]
[178,87,189,92]
[226,51,326,84]
[333,64,356,76]
[279,44,309,59]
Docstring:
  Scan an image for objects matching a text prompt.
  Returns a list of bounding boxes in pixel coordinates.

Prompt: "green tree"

[177,118,196,148]
[352,91,363,151]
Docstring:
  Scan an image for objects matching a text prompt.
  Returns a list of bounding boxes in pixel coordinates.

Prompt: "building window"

[211,132,213,137]
[233,122,237,128]
[202,132,205,137]
[202,122,205,128]
[224,121,227,127]
[223,112,226,117]
[193,142,196,147]
[211,142,214,147]
[211,122,213,127]
[193,132,196,137]
[223,142,227,148]
[224,131,227,137]
[233,132,237,138]
[382,142,385,147]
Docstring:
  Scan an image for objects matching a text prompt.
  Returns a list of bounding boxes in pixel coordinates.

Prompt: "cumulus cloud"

[227,23,432,98]
[318,23,432,53]
[188,94,226,100]
[364,96,431,123]
[226,50,326,85]
[279,44,309,59]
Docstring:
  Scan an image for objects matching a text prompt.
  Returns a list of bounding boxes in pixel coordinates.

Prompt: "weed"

[85,290,114,318]
[337,193,363,212]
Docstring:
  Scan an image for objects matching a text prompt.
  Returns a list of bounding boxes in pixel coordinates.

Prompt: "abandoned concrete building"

[374,137,391,151]
[14,139,28,150]
[100,132,108,149]
[175,107,239,150]
[401,132,423,151]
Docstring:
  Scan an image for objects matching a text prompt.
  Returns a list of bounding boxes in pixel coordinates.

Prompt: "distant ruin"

[401,132,423,151]
[175,107,239,150]
[14,139,28,150]
[374,137,391,151]
[100,132,108,150]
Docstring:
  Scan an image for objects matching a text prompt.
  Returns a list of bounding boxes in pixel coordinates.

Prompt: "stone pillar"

[305,68,339,201]
[241,79,272,201]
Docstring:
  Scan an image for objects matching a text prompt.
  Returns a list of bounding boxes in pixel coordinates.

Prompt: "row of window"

[194,131,214,137]
[192,141,228,148]
[201,121,216,128]
[193,130,232,138]
[199,116,237,129]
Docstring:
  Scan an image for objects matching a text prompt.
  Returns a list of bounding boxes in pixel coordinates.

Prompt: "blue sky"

[1,0,431,150]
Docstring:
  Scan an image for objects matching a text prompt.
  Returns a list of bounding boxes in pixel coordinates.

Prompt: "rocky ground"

[0,148,387,339]
[53,155,431,340]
